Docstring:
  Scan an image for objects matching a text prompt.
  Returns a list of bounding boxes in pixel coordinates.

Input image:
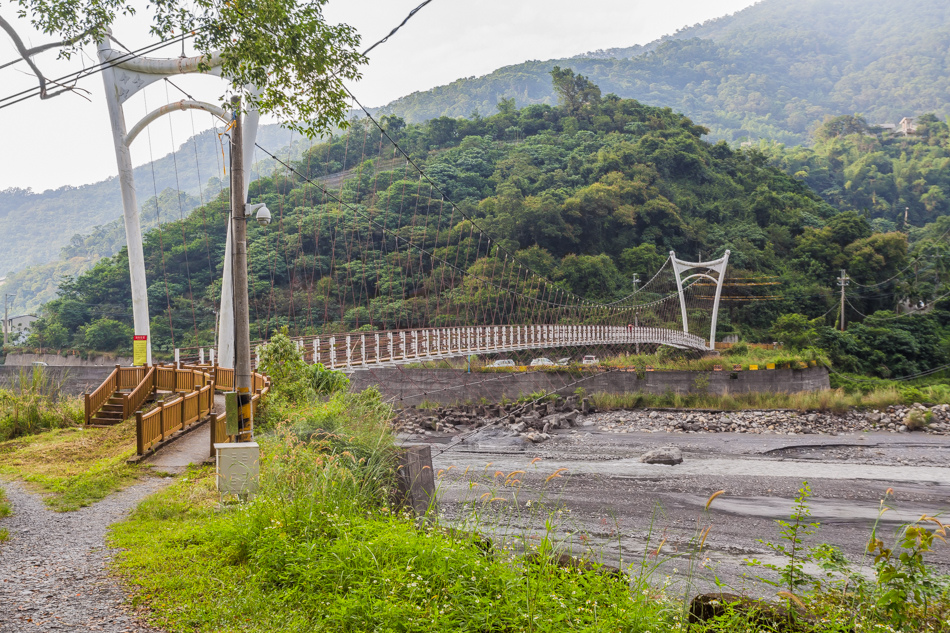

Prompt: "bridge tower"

[97,35,259,366]
[670,250,730,350]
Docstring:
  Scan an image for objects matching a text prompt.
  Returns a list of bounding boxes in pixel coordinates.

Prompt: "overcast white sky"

[0,0,758,193]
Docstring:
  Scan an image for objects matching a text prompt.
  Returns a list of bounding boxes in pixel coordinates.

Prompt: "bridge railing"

[244,324,710,372]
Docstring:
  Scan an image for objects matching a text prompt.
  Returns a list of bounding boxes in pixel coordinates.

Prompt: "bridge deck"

[267,325,709,372]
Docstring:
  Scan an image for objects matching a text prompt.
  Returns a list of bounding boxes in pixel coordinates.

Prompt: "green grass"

[110,390,678,632]
[0,485,9,544]
[109,386,950,632]
[0,485,10,518]
[0,417,140,511]
[0,366,83,442]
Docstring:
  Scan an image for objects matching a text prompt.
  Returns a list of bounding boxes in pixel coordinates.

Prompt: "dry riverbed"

[398,405,950,595]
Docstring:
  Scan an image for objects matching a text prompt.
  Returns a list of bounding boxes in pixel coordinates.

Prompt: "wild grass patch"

[587,386,934,412]
[0,417,140,511]
[111,390,676,632]
[0,485,10,518]
[0,367,82,441]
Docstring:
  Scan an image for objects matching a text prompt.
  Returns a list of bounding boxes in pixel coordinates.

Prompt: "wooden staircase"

[88,394,133,427]
[83,362,271,457]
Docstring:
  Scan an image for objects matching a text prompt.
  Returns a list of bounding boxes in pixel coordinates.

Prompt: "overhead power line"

[0,31,197,110]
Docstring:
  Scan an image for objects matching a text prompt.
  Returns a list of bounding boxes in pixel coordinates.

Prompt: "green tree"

[79,318,133,352]
[3,0,363,134]
[549,66,601,116]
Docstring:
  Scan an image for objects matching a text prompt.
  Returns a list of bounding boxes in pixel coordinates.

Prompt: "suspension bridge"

[81,36,735,422]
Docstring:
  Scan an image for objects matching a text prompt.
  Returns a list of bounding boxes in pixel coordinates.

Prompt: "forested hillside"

[764,114,950,229]
[24,81,950,376]
[378,0,950,146]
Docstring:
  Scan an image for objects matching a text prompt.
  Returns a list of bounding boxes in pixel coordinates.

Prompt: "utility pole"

[3,294,13,348]
[837,269,849,331]
[632,273,641,292]
[230,95,253,442]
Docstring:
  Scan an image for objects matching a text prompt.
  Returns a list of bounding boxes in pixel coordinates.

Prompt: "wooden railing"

[84,366,118,425]
[129,363,270,456]
[80,358,271,455]
[136,381,215,455]
[122,366,156,419]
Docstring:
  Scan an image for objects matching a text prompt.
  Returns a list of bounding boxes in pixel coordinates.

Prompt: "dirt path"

[0,479,171,632]
[143,423,211,475]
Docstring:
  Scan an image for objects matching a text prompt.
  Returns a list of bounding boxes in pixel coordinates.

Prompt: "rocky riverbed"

[394,399,950,443]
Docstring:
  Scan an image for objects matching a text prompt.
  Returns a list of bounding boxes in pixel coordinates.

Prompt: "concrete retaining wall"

[349,367,831,406]
[0,366,115,396]
[3,352,132,367]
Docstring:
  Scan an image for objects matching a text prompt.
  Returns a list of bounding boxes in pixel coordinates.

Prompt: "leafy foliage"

[258,328,349,404]
[764,114,950,228]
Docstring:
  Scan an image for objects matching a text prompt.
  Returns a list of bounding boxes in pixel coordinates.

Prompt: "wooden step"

[94,410,125,421]
[89,417,122,426]
[101,404,124,413]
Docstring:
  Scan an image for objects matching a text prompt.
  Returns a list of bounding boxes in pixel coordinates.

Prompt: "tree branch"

[0,15,93,100]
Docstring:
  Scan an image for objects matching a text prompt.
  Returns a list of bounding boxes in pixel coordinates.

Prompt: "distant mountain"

[0,124,300,278]
[377,0,950,146]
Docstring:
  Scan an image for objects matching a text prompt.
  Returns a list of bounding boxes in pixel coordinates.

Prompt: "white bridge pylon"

[670,250,730,351]
[98,36,258,366]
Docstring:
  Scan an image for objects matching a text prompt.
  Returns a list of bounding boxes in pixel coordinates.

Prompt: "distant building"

[3,314,38,340]
[899,117,917,135]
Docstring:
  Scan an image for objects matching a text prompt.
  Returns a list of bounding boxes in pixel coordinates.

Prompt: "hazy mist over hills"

[377,0,950,143]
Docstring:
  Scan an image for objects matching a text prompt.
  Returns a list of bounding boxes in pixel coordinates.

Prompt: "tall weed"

[0,367,81,441]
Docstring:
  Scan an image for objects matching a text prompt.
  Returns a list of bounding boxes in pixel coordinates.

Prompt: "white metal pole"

[708,250,730,350]
[98,39,152,365]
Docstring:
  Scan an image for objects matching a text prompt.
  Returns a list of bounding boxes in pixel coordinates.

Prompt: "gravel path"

[0,478,172,633]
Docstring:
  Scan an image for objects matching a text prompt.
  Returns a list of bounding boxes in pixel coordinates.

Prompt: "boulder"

[640,446,683,465]
[689,592,815,632]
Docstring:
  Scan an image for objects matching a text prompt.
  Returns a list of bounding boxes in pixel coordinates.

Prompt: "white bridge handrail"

[229,324,709,371]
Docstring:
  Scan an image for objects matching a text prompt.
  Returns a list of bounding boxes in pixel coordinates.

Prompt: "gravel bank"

[396,401,950,445]
[0,479,171,633]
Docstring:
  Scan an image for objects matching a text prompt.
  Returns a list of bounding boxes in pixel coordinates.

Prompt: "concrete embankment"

[2,352,132,367]
[349,366,831,406]
[0,365,113,396]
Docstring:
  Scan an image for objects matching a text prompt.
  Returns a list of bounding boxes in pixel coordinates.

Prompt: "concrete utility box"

[214,442,260,495]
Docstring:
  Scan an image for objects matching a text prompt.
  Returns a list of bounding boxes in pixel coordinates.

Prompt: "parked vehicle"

[488,359,515,368]
[529,357,555,366]
[556,357,571,366]
[581,355,598,365]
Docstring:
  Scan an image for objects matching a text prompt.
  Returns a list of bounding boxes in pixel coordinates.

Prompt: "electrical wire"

[0,31,198,110]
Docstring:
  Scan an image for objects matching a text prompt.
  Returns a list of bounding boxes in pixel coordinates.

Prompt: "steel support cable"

[345,124,372,330]
[163,81,201,342]
[329,86,593,308]
[143,90,177,348]
[359,137,387,331]
[253,143,586,312]
[303,138,317,330]
[320,136,336,328]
